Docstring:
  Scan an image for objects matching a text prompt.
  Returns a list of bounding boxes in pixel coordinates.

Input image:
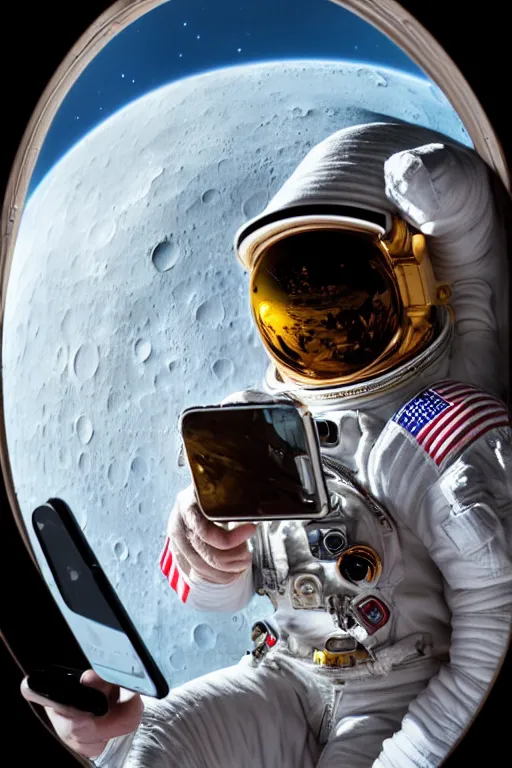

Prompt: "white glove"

[384,140,508,397]
[164,484,255,586]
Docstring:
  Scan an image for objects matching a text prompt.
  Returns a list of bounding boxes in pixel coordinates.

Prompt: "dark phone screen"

[181,404,324,520]
[33,504,123,630]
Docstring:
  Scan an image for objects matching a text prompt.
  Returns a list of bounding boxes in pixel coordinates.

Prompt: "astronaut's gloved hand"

[384,141,506,396]
[167,484,256,585]
[20,670,142,760]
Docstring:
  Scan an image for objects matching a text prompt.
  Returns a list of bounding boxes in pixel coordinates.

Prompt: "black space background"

[1,2,510,765]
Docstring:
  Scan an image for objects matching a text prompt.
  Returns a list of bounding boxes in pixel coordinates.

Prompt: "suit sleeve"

[93,730,138,768]
[374,431,512,767]
[159,530,255,612]
[185,566,255,612]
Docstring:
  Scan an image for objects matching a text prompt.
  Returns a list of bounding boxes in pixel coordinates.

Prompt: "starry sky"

[30,0,424,192]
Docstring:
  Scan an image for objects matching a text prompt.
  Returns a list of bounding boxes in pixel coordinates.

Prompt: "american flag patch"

[393,380,509,471]
[160,538,190,603]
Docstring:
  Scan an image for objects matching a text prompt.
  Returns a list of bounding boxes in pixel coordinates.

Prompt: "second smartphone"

[32,499,169,700]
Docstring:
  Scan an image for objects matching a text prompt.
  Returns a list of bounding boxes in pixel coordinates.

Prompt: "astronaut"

[22,121,512,767]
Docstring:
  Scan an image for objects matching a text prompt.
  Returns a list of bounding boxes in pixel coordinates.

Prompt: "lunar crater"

[193,623,217,650]
[212,358,234,380]
[195,297,225,327]
[134,339,152,362]
[73,342,100,381]
[201,188,220,204]
[76,415,94,445]
[151,238,180,272]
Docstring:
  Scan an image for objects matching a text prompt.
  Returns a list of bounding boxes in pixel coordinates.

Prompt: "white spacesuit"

[97,122,512,768]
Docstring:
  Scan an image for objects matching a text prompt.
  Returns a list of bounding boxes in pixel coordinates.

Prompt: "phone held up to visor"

[180,400,330,522]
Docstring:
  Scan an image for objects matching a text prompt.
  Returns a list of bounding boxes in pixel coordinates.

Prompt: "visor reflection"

[250,229,402,381]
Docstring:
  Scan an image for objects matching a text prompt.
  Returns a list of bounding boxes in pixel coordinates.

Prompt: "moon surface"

[3,59,469,686]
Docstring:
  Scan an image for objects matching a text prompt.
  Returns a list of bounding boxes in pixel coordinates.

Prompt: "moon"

[2,59,469,685]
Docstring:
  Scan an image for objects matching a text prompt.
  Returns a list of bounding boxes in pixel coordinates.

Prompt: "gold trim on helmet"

[237,213,451,388]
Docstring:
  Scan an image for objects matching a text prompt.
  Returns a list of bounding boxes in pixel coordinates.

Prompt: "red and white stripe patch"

[159,538,190,603]
[394,380,510,471]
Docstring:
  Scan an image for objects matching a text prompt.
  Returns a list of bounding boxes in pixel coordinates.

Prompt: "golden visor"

[238,215,451,387]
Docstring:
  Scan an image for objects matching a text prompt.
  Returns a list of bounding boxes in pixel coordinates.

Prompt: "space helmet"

[235,123,452,389]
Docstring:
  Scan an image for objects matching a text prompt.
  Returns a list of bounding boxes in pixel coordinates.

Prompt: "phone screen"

[181,403,327,520]
[32,501,168,698]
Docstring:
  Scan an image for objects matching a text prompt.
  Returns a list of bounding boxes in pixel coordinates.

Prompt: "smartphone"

[180,400,330,521]
[27,666,110,716]
[31,499,169,700]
